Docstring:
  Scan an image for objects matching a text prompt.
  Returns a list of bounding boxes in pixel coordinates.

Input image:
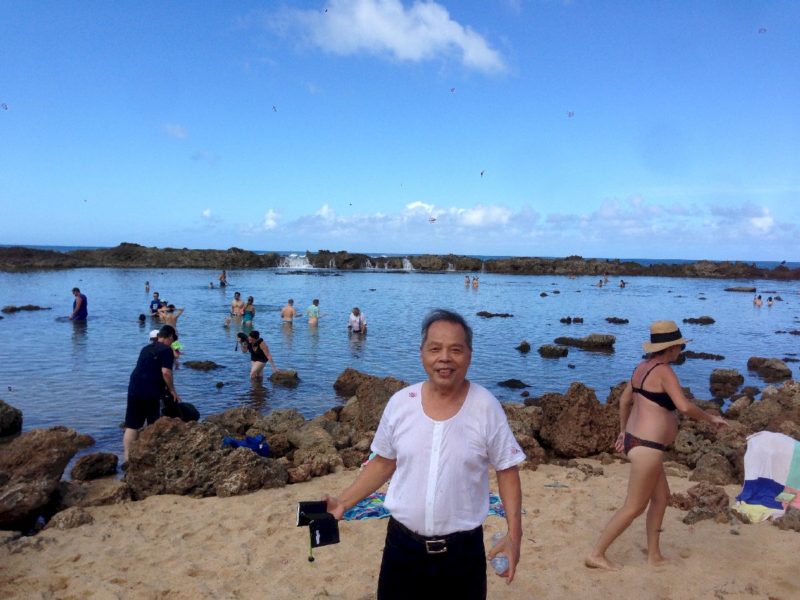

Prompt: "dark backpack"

[162,395,200,422]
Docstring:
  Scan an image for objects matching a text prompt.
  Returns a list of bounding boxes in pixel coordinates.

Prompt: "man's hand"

[486,533,520,583]
[323,495,345,520]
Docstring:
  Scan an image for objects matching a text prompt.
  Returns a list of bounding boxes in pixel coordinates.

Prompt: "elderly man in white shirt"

[325,309,524,599]
[347,307,367,334]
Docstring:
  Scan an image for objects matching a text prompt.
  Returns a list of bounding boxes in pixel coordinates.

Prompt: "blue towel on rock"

[222,434,270,457]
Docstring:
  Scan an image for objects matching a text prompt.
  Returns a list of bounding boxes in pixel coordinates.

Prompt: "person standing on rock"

[69,287,88,321]
[123,325,181,462]
[323,309,525,599]
[585,320,728,571]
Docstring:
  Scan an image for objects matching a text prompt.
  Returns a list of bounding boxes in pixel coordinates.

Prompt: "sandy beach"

[1,460,796,600]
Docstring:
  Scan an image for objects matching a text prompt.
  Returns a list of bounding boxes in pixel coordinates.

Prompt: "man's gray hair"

[420,309,473,351]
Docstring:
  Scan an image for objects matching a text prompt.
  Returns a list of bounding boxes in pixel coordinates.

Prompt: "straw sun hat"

[642,320,691,353]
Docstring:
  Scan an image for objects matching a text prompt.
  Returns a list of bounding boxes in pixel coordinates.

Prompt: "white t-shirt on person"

[371,381,525,537]
[348,312,365,331]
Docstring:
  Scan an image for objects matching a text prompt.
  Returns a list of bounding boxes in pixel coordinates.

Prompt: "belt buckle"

[425,539,447,554]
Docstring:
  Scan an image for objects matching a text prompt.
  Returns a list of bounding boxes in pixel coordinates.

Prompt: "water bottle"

[490,532,509,575]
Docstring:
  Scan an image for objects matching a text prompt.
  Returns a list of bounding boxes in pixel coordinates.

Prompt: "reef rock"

[669,482,730,524]
[747,357,793,382]
[70,452,118,481]
[709,369,744,399]
[537,383,618,457]
[538,345,568,358]
[553,334,615,351]
[0,427,94,528]
[269,369,300,387]
[183,360,225,371]
[683,316,715,325]
[0,399,22,437]
[123,417,287,500]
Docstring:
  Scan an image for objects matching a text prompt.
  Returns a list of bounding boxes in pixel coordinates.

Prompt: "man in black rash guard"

[123,325,181,462]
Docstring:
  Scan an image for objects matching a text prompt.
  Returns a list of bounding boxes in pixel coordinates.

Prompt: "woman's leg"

[250,361,265,379]
[585,447,664,570]
[645,465,670,565]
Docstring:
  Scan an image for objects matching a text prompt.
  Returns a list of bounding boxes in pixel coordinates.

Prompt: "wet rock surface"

[183,361,225,371]
[747,357,793,382]
[0,399,23,437]
[1,305,51,313]
[476,311,513,318]
[683,316,715,325]
[553,334,615,351]
[538,345,568,358]
[709,369,744,399]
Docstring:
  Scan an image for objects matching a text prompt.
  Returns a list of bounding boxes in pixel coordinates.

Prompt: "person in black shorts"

[123,325,181,462]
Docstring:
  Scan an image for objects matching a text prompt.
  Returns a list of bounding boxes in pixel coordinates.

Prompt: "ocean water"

[0,267,798,459]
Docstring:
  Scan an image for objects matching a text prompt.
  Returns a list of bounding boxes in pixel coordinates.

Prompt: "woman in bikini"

[586,320,727,571]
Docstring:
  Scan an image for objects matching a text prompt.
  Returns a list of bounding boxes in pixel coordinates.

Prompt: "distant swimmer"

[69,287,88,321]
[219,270,228,288]
[767,296,774,307]
[348,307,367,335]
[464,275,470,287]
[209,282,214,289]
[619,280,626,289]
[145,281,150,293]
[281,299,299,322]
[307,298,320,327]
[597,279,604,288]
[753,294,762,307]
[472,276,479,289]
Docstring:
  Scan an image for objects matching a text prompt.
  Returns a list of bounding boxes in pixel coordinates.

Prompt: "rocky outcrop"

[683,316,715,325]
[1,305,51,313]
[559,316,584,324]
[605,317,629,324]
[0,427,94,528]
[3,244,799,279]
[747,357,793,382]
[183,361,225,371]
[516,341,531,353]
[123,417,288,500]
[737,381,800,433]
[269,369,300,386]
[709,369,744,399]
[669,482,731,524]
[70,453,118,481]
[553,334,615,351]
[683,351,724,361]
[538,345,568,358]
[44,507,94,530]
[498,379,529,389]
[476,311,513,318]
[58,479,131,510]
[537,383,618,458]
[0,399,22,437]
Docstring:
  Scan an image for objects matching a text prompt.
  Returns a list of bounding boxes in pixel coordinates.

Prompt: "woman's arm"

[261,341,277,371]
[615,382,634,452]
[662,367,727,426]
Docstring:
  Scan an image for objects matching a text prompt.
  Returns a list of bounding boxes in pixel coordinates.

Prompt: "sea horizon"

[2,243,798,270]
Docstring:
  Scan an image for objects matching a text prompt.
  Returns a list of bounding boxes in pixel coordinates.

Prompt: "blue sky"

[1,1,798,260]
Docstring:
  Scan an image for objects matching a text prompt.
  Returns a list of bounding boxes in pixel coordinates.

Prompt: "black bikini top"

[631,363,676,411]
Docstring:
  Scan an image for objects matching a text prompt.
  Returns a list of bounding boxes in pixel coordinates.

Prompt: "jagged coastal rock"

[1,243,799,279]
[3,370,799,536]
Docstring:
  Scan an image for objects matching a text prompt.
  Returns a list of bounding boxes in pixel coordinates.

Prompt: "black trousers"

[377,517,487,600]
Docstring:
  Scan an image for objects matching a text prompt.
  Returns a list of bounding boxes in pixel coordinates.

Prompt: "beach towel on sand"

[734,431,800,520]
[343,492,507,521]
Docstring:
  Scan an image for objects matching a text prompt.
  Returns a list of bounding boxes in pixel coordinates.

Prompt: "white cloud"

[405,200,435,213]
[452,204,512,227]
[202,208,212,219]
[288,0,505,73]
[163,123,188,139]
[263,209,279,230]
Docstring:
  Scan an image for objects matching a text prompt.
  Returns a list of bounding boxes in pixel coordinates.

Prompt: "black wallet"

[297,501,340,548]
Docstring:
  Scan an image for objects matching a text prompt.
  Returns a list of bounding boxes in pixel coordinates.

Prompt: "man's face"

[420,320,472,390]
[153,293,159,300]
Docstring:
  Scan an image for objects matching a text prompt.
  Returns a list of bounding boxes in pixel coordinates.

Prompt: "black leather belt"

[389,517,482,555]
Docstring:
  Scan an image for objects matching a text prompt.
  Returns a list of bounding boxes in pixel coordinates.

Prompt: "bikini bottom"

[623,432,668,455]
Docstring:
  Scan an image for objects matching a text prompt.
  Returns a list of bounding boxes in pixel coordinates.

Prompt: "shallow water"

[0,267,798,457]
